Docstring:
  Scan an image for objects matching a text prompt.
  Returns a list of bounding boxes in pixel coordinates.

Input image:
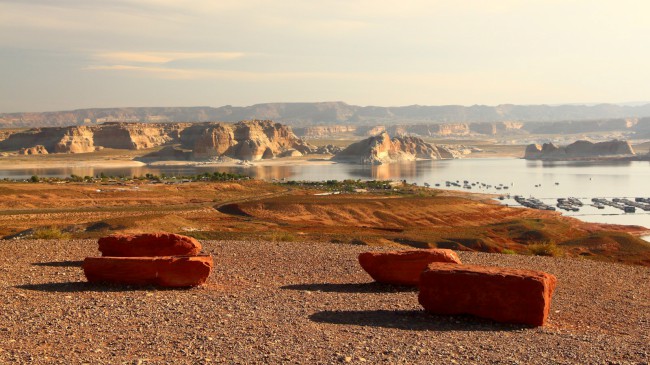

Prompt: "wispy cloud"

[84,64,347,80]
[93,51,246,64]
[85,50,254,80]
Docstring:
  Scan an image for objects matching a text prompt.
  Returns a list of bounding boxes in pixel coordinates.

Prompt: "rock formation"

[355,125,387,137]
[277,149,303,158]
[293,125,356,138]
[0,120,314,161]
[188,120,314,161]
[93,122,187,150]
[524,140,636,160]
[358,249,462,286]
[54,126,95,153]
[84,232,212,288]
[98,233,202,257]
[332,131,451,164]
[19,145,48,155]
[83,255,213,287]
[0,123,188,154]
[313,144,342,155]
[0,130,12,142]
[436,145,465,159]
[418,262,557,326]
[189,123,236,158]
[380,122,526,138]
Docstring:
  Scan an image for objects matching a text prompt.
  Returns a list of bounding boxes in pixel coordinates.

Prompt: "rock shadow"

[15,282,192,293]
[32,260,83,267]
[309,310,530,332]
[281,282,417,293]
[215,203,252,217]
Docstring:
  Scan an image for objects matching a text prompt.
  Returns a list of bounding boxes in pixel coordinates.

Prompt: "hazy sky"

[2,0,650,112]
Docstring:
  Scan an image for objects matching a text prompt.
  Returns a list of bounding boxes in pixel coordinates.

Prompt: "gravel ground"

[1,239,649,364]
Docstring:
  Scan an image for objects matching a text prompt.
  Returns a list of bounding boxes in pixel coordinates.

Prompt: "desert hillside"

[1,180,648,266]
[1,239,648,364]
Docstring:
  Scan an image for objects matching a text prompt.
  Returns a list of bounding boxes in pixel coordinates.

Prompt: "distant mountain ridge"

[4,102,650,129]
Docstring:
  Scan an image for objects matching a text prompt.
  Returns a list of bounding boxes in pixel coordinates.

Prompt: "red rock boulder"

[358,249,462,286]
[83,255,213,287]
[98,233,202,257]
[418,262,557,326]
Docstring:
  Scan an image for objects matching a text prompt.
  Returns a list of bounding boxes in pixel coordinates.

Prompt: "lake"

[1,158,649,229]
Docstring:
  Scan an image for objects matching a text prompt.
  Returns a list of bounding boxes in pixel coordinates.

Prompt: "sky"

[1,0,650,113]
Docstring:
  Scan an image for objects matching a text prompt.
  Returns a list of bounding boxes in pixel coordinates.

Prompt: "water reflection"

[348,162,420,180]
[532,160,637,168]
[0,165,241,180]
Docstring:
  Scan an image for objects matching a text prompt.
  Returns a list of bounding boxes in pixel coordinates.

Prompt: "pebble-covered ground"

[1,239,649,364]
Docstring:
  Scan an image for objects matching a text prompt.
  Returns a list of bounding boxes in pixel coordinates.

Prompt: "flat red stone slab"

[98,233,202,257]
[358,249,462,286]
[418,262,557,326]
[83,255,213,288]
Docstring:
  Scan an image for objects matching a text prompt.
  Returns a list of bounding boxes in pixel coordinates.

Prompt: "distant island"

[332,131,463,164]
[524,140,650,161]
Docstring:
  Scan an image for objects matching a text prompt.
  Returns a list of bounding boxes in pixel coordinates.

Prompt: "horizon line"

[3,100,650,115]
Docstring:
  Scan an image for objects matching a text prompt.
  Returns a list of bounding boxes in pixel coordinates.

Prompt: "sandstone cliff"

[185,120,314,161]
[383,122,525,138]
[19,145,48,155]
[0,127,76,153]
[93,123,188,150]
[54,126,95,153]
[0,120,313,161]
[293,125,356,138]
[0,130,13,142]
[293,122,524,139]
[188,123,235,158]
[354,125,386,137]
[0,123,188,154]
[524,140,636,160]
[332,131,447,164]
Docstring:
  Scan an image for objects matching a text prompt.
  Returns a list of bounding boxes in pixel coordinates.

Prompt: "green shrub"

[501,248,517,255]
[267,231,297,242]
[32,227,71,240]
[526,241,564,257]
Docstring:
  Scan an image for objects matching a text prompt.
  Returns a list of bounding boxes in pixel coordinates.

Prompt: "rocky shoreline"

[1,239,648,364]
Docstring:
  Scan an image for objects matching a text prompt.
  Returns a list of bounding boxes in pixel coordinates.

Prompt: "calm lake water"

[2,158,649,229]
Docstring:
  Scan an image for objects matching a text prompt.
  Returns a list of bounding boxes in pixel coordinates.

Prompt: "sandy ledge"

[0,151,521,171]
[0,159,146,170]
[1,239,648,364]
[147,156,337,168]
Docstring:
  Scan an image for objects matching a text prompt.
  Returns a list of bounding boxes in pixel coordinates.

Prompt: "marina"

[506,195,650,214]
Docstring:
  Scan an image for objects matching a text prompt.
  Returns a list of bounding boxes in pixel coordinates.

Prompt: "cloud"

[84,64,347,81]
[93,51,247,64]
[84,50,251,79]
